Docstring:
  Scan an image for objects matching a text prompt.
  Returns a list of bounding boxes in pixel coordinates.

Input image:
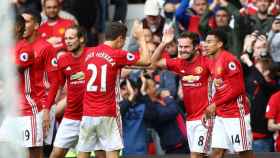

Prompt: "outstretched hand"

[162,27,174,45]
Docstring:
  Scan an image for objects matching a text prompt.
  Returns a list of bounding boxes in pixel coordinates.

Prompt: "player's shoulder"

[58,18,75,25]
[271,91,280,100]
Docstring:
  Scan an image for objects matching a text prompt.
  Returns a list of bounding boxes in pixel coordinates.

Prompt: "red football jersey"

[38,18,75,49]
[57,48,89,120]
[266,91,280,152]
[208,50,250,118]
[166,54,210,120]
[83,44,139,117]
[31,37,59,110]
[15,39,40,116]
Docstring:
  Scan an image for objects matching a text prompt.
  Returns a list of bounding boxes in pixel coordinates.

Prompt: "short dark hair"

[178,31,200,47]
[43,0,60,6]
[105,22,127,41]
[207,29,227,46]
[15,14,25,37]
[21,9,42,24]
[215,7,231,17]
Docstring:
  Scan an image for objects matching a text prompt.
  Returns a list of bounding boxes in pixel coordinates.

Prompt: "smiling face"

[177,37,196,60]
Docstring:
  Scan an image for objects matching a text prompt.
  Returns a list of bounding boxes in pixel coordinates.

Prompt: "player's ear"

[217,41,223,49]
[34,22,40,30]
[80,37,85,44]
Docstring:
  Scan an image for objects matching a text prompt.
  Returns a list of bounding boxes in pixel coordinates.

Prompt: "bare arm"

[268,119,280,132]
[151,28,175,69]
[132,20,151,67]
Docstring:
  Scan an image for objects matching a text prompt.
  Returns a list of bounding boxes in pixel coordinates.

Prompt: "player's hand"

[205,103,216,119]
[132,20,145,41]
[162,27,174,45]
[42,109,50,138]
[126,79,135,102]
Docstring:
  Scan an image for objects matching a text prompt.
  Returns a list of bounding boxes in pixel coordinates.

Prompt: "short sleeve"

[224,59,241,77]
[115,50,140,67]
[45,45,59,72]
[15,45,34,68]
[166,58,181,74]
[266,94,278,119]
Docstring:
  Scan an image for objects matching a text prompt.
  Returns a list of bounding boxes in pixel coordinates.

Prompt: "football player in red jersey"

[38,0,75,49]
[0,14,43,158]
[204,29,254,158]
[266,90,280,152]
[49,25,86,158]
[151,30,212,158]
[21,9,61,147]
[76,21,150,158]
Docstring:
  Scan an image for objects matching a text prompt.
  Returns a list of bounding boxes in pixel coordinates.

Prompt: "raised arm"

[151,28,175,69]
[133,20,151,66]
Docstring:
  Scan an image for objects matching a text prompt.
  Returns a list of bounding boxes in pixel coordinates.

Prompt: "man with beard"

[38,0,75,49]
[151,30,212,158]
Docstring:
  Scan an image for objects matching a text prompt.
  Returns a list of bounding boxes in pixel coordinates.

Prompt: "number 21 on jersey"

[87,64,107,92]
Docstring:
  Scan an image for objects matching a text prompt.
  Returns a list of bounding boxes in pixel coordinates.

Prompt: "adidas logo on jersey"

[66,66,71,71]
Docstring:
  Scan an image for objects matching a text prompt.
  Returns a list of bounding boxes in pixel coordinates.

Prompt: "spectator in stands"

[146,79,189,154]
[224,0,274,34]
[268,15,280,64]
[12,0,41,15]
[111,0,128,22]
[199,0,245,57]
[120,76,157,156]
[125,0,165,52]
[241,33,280,152]
[176,0,208,34]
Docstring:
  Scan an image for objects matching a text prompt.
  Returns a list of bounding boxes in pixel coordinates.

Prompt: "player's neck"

[26,32,38,43]
[104,41,116,49]
[47,17,59,25]
[72,46,84,57]
[210,49,223,59]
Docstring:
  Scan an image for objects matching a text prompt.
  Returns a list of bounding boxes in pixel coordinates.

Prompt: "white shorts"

[0,112,44,148]
[186,119,213,153]
[53,118,80,149]
[211,115,253,152]
[77,116,123,152]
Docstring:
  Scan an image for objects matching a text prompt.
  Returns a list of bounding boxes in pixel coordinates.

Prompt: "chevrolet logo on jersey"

[182,75,200,83]
[70,72,85,81]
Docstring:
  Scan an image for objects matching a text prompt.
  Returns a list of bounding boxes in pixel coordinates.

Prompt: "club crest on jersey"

[126,52,135,61]
[194,66,203,74]
[182,75,200,83]
[228,61,237,71]
[20,52,28,62]
[66,66,71,71]
[59,28,65,35]
[51,58,58,67]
